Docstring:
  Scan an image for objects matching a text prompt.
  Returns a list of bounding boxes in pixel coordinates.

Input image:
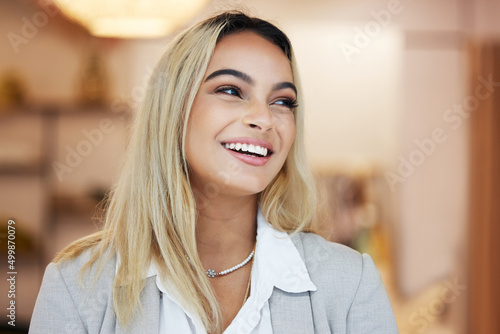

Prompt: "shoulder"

[291,232,398,333]
[41,248,116,317]
[291,232,376,298]
[45,247,117,304]
[292,232,364,275]
[293,231,361,257]
[30,248,118,333]
[55,247,116,290]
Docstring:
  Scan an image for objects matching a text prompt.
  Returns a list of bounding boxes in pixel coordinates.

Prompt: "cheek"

[289,121,296,144]
[184,127,196,168]
[184,112,204,165]
[279,117,296,152]
[185,102,210,146]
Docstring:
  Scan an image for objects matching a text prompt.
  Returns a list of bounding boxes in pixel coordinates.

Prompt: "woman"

[29,12,398,334]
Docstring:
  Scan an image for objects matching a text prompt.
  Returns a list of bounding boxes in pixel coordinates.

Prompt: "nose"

[242,101,274,131]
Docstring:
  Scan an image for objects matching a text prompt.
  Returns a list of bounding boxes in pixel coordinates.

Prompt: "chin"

[227,175,274,197]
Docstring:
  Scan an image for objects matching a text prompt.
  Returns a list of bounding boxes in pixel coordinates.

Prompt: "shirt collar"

[145,208,318,293]
[254,209,317,293]
[144,209,316,332]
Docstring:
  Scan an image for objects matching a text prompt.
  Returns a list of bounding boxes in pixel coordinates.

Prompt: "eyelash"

[215,85,242,97]
[275,98,299,110]
[215,85,299,110]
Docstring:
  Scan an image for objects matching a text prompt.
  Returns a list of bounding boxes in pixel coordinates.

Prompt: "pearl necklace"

[187,243,256,278]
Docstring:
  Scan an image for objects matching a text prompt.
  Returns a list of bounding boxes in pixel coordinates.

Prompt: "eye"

[272,98,299,110]
[215,86,242,98]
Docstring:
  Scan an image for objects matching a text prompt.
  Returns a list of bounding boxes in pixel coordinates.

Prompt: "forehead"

[205,31,293,82]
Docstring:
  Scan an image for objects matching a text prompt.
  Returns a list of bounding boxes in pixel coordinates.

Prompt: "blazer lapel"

[269,288,315,333]
[268,233,315,333]
[116,277,161,334]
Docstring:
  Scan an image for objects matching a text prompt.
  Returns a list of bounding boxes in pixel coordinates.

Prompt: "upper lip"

[221,137,274,152]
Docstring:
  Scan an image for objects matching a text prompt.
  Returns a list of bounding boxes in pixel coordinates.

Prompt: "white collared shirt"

[148,210,317,333]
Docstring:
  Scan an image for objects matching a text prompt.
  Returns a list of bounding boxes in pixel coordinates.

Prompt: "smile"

[222,142,272,157]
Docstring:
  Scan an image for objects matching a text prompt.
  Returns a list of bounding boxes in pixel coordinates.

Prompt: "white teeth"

[258,146,265,156]
[223,142,270,157]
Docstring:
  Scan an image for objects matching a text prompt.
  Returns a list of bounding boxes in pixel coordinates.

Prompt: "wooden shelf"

[0,164,42,175]
[0,103,131,118]
[1,103,130,264]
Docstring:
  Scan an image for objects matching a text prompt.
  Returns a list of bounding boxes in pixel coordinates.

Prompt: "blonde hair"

[55,11,317,333]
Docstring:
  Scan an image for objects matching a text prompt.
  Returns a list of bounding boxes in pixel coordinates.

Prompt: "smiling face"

[185,30,297,199]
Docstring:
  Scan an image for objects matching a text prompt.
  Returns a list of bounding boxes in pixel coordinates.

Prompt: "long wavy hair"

[55,11,317,333]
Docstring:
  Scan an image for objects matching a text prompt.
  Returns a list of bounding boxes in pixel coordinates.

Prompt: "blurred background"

[0,0,499,333]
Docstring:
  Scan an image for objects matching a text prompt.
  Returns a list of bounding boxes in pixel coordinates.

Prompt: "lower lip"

[224,148,271,166]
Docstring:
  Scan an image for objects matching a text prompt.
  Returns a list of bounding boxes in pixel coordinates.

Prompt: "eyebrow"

[205,69,253,84]
[204,68,297,95]
[272,82,297,95]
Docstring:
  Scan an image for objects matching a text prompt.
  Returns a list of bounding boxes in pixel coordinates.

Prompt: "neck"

[194,193,258,268]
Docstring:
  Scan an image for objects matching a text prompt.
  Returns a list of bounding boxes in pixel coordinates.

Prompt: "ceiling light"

[53,0,210,38]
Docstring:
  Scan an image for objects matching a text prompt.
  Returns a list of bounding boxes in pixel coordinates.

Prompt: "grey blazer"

[29,232,398,333]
